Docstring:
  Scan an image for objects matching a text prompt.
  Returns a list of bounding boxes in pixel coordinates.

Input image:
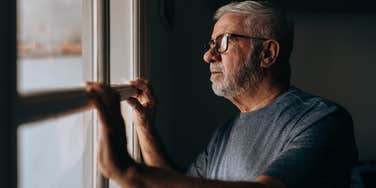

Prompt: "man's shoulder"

[277,86,353,134]
[279,86,348,116]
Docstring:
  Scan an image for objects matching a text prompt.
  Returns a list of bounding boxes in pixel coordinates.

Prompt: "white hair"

[213,0,294,87]
[214,1,276,21]
[214,1,292,40]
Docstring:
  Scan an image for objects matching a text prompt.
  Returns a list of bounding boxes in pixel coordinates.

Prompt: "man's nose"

[203,48,220,64]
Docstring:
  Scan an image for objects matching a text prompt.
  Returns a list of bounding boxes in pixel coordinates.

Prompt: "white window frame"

[0,0,150,187]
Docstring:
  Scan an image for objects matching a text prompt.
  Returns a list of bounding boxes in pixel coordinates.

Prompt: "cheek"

[221,53,242,76]
[221,56,233,76]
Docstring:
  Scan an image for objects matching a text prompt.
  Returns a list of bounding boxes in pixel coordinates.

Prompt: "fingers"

[130,79,151,97]
[86,83,107,113]
[86,82,123,127]
[86,79,156,130]
[130,78,150,91]
[129,78,156,106]
[86,83,120,107]
[87,83,120,102]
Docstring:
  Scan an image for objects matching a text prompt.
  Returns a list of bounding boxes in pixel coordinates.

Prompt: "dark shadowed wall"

[290,13,376,161]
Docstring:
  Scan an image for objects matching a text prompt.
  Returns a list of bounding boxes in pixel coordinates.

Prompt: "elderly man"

[87,1,358,188]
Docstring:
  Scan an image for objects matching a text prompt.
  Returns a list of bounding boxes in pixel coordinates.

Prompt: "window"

[12,0,147,188]
[17,1,90,187]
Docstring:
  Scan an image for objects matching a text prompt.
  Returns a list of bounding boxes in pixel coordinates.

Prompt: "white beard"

[210,63,245,98]
[210,52,263,98]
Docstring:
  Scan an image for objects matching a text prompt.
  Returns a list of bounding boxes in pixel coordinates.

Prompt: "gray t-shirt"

[187,86,358,188]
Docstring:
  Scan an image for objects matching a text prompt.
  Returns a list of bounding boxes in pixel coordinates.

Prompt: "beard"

[210,48,264,98]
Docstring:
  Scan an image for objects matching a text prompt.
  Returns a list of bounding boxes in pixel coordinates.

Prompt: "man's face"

[203,13,263,98]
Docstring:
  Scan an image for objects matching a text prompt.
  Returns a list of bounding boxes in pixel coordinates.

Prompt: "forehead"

[212,13,250,39]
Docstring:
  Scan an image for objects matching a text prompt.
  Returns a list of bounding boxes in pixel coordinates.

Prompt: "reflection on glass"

[17,0,83,93]
[18,112,90,188]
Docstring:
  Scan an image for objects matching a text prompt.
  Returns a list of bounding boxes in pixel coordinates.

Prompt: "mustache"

[210,64,224,72]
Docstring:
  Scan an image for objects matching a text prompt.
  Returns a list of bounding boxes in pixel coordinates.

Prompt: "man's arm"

[116,164,285,188]
[126,79,176,170]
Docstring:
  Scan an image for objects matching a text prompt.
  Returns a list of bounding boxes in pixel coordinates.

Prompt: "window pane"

[110,0,134,84]
[18,112,92,188]
[17,0,84,93]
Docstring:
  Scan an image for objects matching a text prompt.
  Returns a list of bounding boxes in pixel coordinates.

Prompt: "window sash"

[16,85,137,125]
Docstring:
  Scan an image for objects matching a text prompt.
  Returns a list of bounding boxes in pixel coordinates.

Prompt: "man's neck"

[229,81,287,113]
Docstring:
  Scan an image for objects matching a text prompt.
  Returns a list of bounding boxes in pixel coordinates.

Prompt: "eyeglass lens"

[219,34,228,53]
[205,34,228,54]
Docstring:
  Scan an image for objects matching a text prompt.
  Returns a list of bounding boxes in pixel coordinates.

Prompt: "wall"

[290,13,376,161]
[149,0,376,170]
[0,0,17,187]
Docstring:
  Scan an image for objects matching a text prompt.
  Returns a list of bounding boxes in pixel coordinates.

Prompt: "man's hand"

[126,78,157,131]
[86,83,134,181]
[126,78,174,169]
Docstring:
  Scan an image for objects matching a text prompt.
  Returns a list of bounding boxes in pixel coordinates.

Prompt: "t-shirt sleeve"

[186,128,220,177]
[186,147,209,177]
[186,122,232,178]
[262,108,358,188]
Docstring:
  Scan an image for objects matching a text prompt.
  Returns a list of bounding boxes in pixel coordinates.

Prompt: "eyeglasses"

[206,33,268,54]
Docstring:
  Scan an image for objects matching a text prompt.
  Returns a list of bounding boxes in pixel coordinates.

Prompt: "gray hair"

[214,1,277,21]
[214,1,294,87]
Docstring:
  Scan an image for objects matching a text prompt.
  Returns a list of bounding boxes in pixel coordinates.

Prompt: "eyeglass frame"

[206,33,269,54]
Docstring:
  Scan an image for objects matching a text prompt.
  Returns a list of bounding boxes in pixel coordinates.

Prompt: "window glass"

[18,112,91,188]
[17,0,84,93]
[110,0,134,85]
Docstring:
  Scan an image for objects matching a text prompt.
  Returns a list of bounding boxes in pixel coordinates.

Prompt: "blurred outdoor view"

[18,0,84,92]
[17,0,88,188]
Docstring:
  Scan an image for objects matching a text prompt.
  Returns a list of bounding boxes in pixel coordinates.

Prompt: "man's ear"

[260,40,280,68]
